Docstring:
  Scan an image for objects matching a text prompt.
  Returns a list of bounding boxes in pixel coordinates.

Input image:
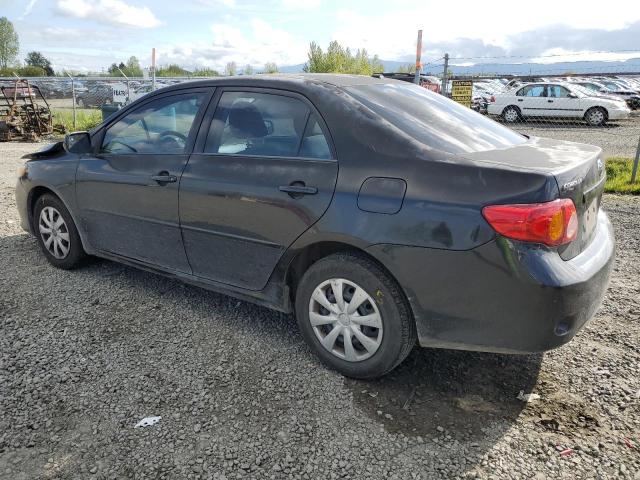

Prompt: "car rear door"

[76,88,212,272]
[179,88,338,290]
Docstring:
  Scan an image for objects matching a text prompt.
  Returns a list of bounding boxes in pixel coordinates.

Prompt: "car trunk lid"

[461,136,606,260]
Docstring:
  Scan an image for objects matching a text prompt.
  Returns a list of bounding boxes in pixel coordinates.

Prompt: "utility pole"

[66,72,76,130]
[632,134,640,183]
[414,30,423,85]
[151,47,156,91]
[441,53,449,96]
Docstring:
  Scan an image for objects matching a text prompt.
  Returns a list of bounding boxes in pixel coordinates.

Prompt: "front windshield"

[578,83,600,92]
[346,82,527,154]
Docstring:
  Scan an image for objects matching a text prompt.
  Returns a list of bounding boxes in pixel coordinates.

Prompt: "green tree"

[396,63,416,74]
[263,62,278,74]
[18,65,45,76]
[0,17,19,69]
[156,64,190,77]
[125,56,143,77]
[193,68,219,77]
[25,51,54,76]
[224,61,237,76]
[243,64,254,75]
[303,41,382,75]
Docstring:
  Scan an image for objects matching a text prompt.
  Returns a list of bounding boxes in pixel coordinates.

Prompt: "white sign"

[111,83,128,104]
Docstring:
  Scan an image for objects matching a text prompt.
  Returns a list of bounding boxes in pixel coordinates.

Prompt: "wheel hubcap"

[39,206,70,259]
[504,109,517,122]
[589,110,604,124]
[308,278,383,362]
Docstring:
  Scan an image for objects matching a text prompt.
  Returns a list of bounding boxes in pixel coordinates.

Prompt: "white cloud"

[281,0,321,9]
[330,1,640,61]
[196,0,236,6]
[20,0,38,18]
[157,18,307,71]
[56,0,162,28]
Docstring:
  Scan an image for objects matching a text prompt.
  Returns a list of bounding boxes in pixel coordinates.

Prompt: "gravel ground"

[1,141,639,480]
[499,114,640,158]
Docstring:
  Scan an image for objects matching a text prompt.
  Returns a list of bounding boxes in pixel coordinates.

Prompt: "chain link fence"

[2,70,640,172]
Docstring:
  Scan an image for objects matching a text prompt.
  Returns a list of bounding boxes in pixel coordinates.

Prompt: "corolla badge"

[562,178,583,191]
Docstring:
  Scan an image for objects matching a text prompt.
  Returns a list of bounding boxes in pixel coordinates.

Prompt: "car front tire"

[33,194,87,269]
[295,252,416,379]
[585,107,607,126]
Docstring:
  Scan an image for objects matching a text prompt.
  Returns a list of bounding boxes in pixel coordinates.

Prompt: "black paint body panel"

[15,74,616,354]
[358,177,406,214]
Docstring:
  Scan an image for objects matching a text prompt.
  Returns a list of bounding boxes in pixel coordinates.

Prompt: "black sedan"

[15,74,615,378]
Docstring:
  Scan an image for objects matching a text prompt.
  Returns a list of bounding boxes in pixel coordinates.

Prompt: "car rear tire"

[585,107,607,126]
[502,105,521,123]
[294,252,416,379]
[33,194,86,269]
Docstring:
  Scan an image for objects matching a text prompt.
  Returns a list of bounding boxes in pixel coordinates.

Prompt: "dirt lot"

[0,141,639,480]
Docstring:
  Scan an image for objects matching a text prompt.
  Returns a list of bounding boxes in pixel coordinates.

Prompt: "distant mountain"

[277,58,640,77]
[277,63,306,73]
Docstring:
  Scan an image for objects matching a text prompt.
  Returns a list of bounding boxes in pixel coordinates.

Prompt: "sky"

[1,0,640,73]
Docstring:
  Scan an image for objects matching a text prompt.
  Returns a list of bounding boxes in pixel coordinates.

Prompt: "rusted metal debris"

[0,79,60,142]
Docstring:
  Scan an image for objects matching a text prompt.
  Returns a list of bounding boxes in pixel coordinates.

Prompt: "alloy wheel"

[587,109,604,126]
[308,278,383,362]
[39,206,70,259]
[503,107,519,122]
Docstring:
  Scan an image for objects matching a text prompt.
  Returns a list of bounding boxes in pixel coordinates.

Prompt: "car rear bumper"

[366,209,615,354]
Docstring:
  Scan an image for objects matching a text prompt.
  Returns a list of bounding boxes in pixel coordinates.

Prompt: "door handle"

[151,172,177,184]
[547,100,554,103]
[279,182,318,198]
[517,99,523,102]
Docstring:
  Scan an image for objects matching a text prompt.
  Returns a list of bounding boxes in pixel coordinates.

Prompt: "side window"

[521,85,545,97]
[300,113,332,159]
[548,85,570,98]
[102,93,206,154]
[205,91,331,159]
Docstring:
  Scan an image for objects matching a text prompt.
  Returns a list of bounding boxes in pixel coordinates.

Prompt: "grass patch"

[52,108,103,132]
[605,158,640,195]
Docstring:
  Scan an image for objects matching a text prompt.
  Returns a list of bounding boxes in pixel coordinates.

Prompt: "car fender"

[21,155,93,253]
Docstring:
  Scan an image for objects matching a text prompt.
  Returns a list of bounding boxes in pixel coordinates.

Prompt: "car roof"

[152,73,392,95]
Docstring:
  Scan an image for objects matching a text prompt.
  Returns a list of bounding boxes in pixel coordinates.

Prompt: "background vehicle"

[75,83,113,108]
[16,75,614,378]
[487,81,630,125]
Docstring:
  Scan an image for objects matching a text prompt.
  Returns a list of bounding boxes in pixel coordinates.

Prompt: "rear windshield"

[345,83,527,154]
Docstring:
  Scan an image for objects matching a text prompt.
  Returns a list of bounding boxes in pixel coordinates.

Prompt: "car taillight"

[490,95,495,102]
[482,199,578,247]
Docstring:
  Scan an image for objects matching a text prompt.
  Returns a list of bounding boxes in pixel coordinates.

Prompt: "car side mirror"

[64,131,92,153]
[567,92,578,99]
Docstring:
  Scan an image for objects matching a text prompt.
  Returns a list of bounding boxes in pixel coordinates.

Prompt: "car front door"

[180,88,338,290]
[76,88,212,272]
[516,84,547,117]
[546,84,582,118]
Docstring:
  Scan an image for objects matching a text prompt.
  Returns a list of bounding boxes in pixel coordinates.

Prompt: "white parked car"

[487,82,630,126]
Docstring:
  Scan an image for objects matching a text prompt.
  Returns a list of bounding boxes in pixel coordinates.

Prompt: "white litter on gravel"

[134,416,161,428]
[517,391,541,403]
